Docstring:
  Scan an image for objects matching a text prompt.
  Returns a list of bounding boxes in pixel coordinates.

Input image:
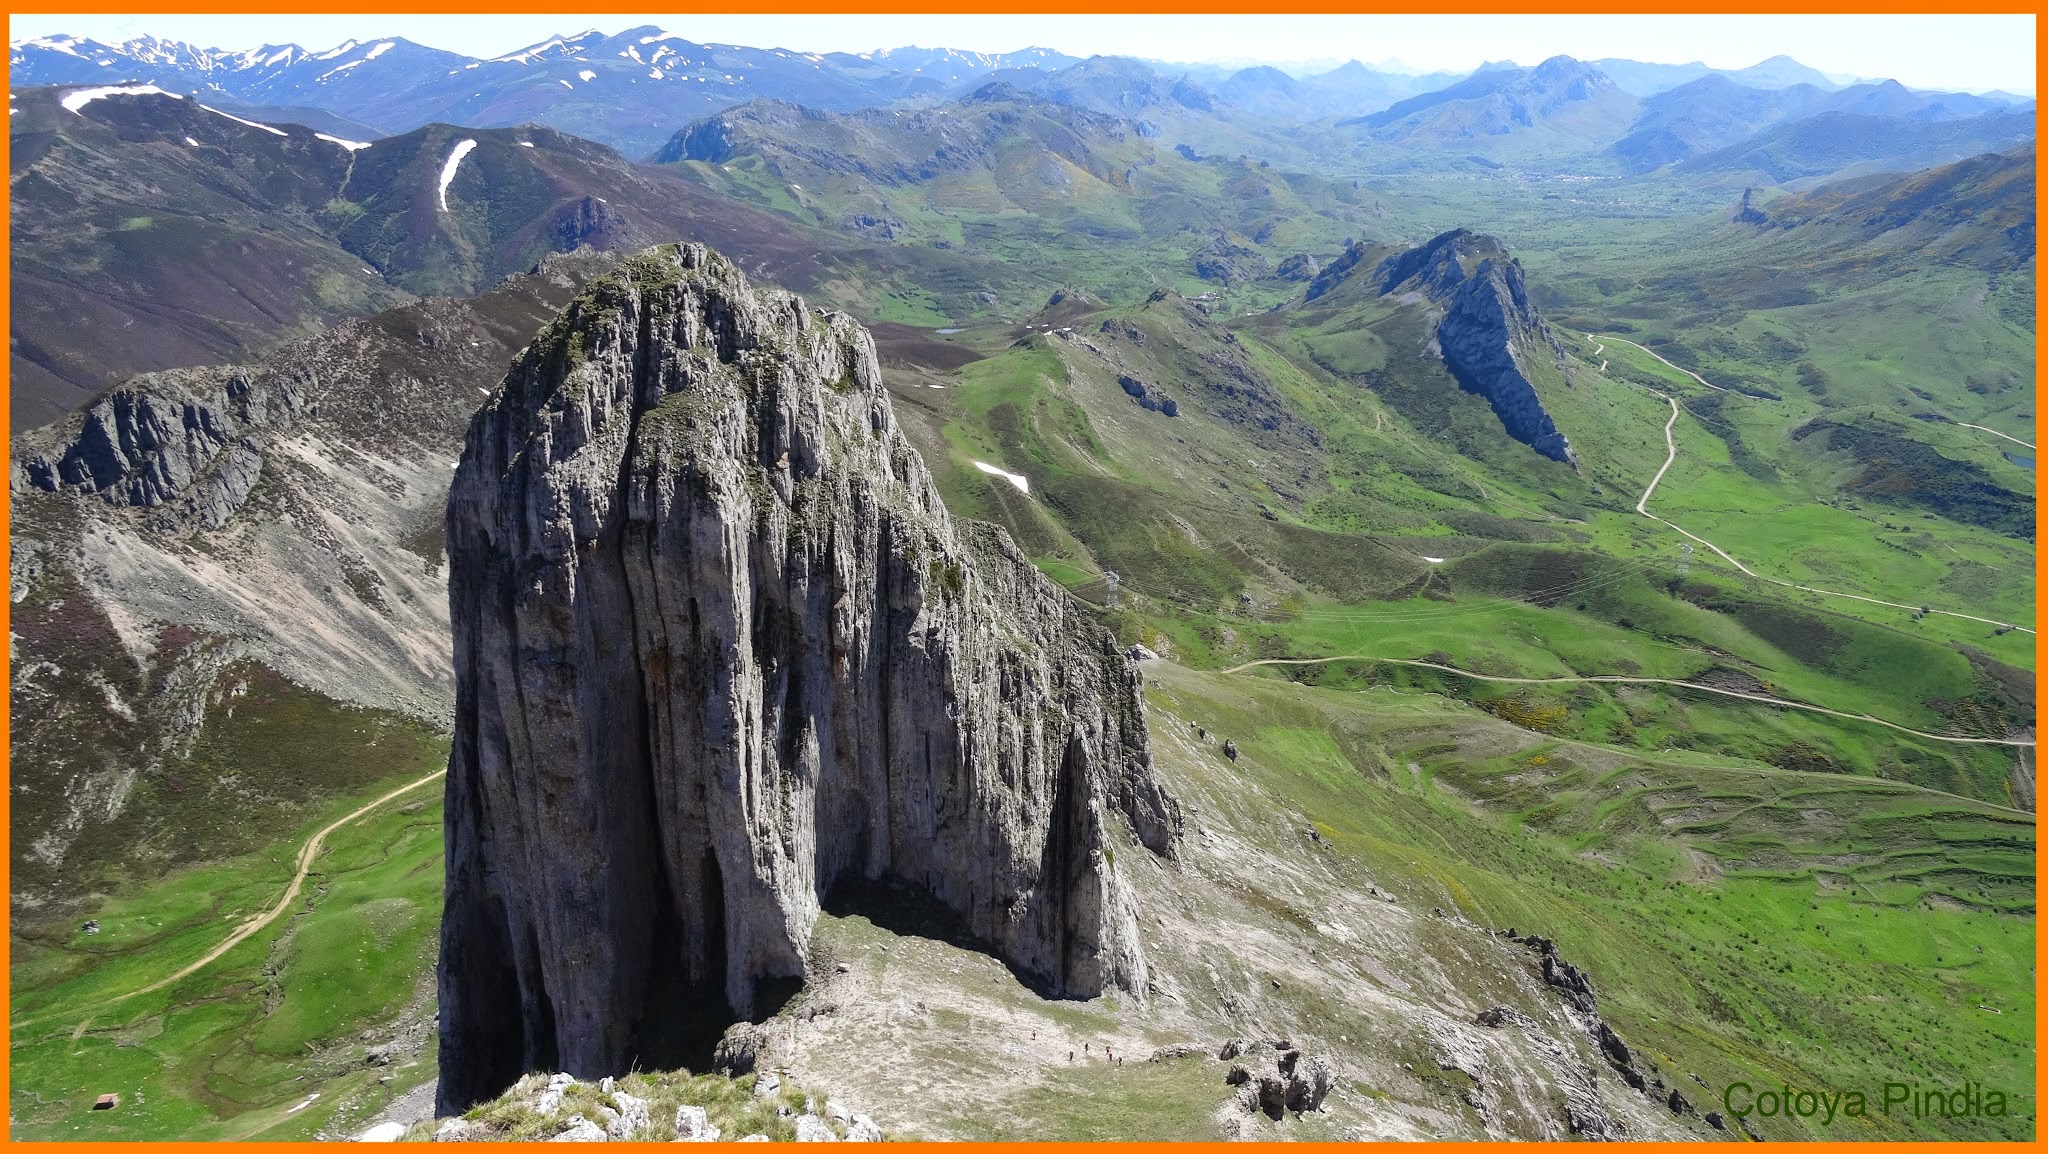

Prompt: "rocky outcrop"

[1116,375,1179,416]
[437,243,1181,1112]
[1501,928,1664,1102]
[1219,1039,1336,1120]
[1274,253,1320,282]
[1376,230,1573,463]
[547,196,626,253]
[1192,234,1273,287]
[14,367,308,531]
[1304,241,1371,301]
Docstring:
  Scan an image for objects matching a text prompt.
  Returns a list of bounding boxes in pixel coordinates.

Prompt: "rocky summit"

[436,243,1182,1112]
[1379,230,1574,463]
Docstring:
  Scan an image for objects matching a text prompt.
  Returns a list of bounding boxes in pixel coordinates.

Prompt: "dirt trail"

[1597,335,1728,393]
[1590,333,2033,636]
[12,770,446,1034]
[1955,421,2036,451]
[1217,655,2035,748]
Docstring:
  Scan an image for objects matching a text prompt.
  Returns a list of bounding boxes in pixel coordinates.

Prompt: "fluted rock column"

[437,243,1178,1113]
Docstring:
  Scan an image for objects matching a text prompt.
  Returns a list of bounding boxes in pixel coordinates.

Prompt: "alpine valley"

[7,24,2036,1144]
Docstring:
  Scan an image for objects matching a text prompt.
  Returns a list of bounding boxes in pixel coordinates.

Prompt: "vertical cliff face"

[1376,229,1575,464]
[438,243,1179,1112]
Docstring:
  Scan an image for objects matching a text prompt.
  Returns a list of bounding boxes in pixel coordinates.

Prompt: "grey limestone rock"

[715,1022,770,1077]
[673,1106,720,1141]
[550,1116,608,1142]
[436,243,1180,1112]
[1220,1041,1335,1120]
[793,1115,839,1142]
[1304,241,1371,301]
[14,368,300,531]
[604,1091,649,1139]
[1373,230,1574,464]
[1275,253,1320,282]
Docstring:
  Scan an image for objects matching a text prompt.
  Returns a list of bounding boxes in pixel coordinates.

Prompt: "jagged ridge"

[437,242,1180,1112]
[1379,229,1574,463]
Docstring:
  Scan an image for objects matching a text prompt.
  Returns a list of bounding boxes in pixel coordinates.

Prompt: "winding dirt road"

[1217,655,2035,747]
[1593,334,2034,636]
[1955,421,2036,451]
[13,769,446,1035]
[1598,335,1728,393]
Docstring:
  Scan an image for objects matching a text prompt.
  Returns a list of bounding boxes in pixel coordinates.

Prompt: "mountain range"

[11,29,1080,156]
[16,29,2031,161]
[12,40,2035,429]
[9,80,1061,428]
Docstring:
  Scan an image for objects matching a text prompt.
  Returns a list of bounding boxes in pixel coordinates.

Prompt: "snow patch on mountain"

[199,103,287,136]
[60,83,181,113]
[973,460,1031,494]
[437,138,479,212]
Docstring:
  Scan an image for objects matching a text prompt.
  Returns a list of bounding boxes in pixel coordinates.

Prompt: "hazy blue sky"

[9,13,2036,93]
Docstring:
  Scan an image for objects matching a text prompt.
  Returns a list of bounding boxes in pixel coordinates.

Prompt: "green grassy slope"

[884,244,2031,807]
[1145,662,2033,1140]
[9,772,446,1141]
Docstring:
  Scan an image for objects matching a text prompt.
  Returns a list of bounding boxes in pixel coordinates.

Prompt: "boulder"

[673,1106,720,1142]
[1282,1052,1335,1113]
[1219,1041,1335,1120]
[605,1091,649,1139]
[794,1115,839,1142]
[550,1116,608,1142]
[717,1023,769,1077]
[1474,1005,1520,1028]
